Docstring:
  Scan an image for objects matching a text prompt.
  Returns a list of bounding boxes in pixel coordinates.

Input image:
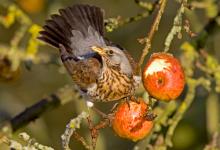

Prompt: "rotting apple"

[112,98,153,141]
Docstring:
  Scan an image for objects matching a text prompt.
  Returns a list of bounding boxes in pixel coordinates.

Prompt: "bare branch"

[0,85,81,134]
[138,0,168,71]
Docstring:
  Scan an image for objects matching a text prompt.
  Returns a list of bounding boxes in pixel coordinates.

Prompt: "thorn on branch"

[183,19,197,38]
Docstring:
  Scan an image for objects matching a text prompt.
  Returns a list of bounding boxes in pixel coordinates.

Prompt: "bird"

[38,4,141,102]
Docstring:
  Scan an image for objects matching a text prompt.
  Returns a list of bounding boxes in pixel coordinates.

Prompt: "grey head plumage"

[91,46,133,75]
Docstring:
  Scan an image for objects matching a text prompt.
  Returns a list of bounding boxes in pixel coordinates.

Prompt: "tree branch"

[104,0,159,32]
[138,0,168,71]
[0,85,81,134]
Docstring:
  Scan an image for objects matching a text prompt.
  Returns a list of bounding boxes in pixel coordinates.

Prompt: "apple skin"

[142,53,185,101]
[112,98,153,141]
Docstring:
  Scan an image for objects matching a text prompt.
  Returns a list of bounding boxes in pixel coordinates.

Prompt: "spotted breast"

[87,66,138,102]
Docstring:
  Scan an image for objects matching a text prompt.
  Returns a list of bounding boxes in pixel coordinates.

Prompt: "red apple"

[142,53,185,101]
[112,98,153,141]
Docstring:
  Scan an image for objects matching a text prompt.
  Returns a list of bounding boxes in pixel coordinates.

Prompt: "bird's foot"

[110,102,119,113]
[123,96,140,110]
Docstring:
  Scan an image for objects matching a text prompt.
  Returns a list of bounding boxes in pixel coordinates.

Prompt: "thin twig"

[0,132,54,150]
[134,0,156,9]
[138,0,168,71]
[183,19,197,38]
[0,43,52,74]
[94,119,110,130]
[0,2,219,150]
[0,4,32,49]
[86,113,112,150]
[10,25,29,49]
[134,7,220,147]
[61,112,89,150]
[104,4,157,32]
[204,132,220,150]
[133,101,177,150]
[165,77,210,147]
[73,132,91,150]
[87,115,99,150]
[164,0,187,52]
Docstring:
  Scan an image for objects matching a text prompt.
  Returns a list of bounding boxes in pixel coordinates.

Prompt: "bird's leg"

[124,97,131,109]
[124,95,139,110]
[110,102,119,113]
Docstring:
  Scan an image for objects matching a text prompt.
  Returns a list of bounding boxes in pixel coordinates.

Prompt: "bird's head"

[91,46,133,75]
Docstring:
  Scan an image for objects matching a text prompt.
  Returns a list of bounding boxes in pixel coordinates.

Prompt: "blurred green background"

[0,0,220,150]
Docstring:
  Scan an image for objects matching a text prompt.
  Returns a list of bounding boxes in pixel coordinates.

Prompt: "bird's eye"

[108,50,114,55]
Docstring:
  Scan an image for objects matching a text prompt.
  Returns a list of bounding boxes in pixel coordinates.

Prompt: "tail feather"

[43,20,68,42]
[38,36,58,48]
[42,25,65,43]
[39,30,69,49]
[50,14,72,37]
[38,4,105,55]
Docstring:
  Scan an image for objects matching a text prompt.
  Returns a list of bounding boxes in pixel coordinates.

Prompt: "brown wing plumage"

[38,5,104,91]
[70,58,101,90]
[59,44,101,91]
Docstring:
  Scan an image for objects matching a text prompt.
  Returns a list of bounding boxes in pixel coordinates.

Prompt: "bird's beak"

[91,46,106,56]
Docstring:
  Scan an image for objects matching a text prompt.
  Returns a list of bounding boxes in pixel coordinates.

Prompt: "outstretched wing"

[38,4,106,57]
